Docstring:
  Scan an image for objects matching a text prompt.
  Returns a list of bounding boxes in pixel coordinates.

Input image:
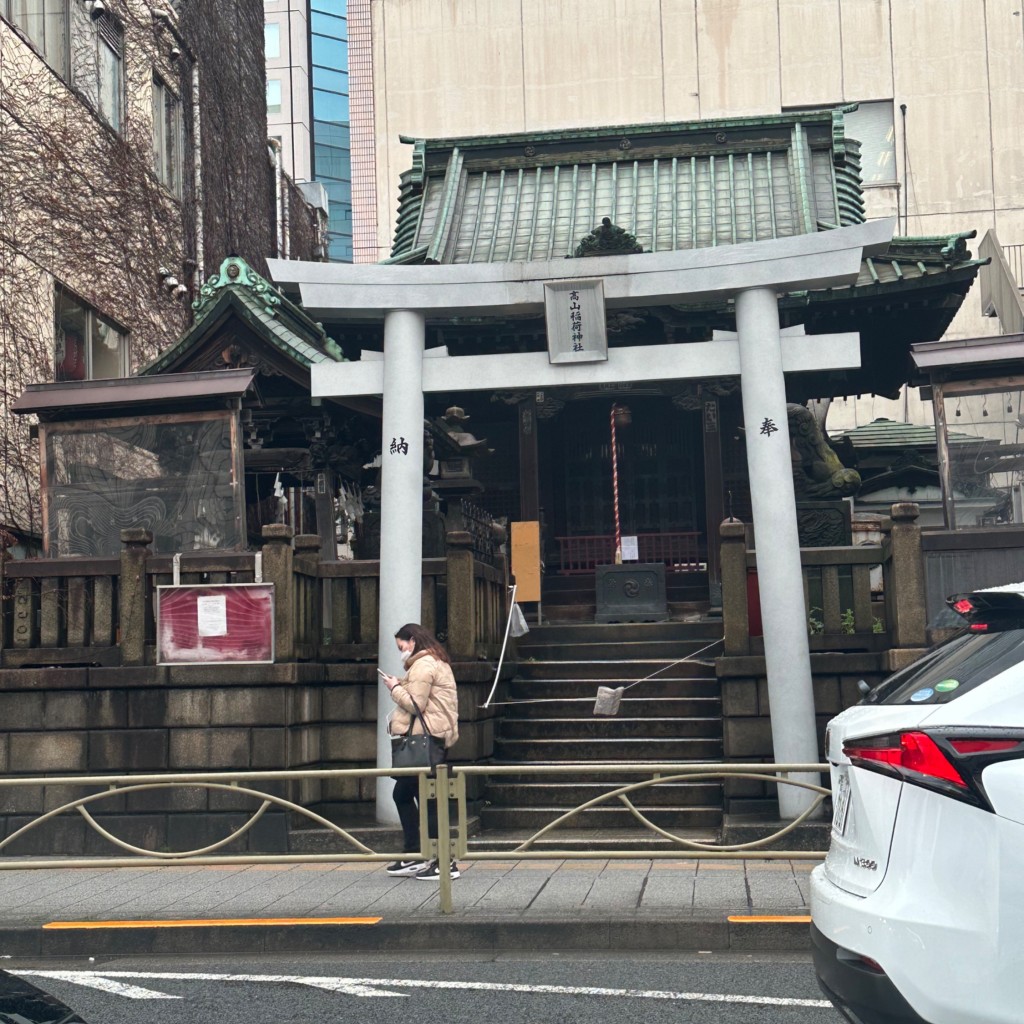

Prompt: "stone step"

[468,826,719,852]
[514,660,717,681]
[499,716,723,740]
[493,737,724,760]
[516,639,724,661]
[500,696,721,718]
[480,804,723,830]
[538,607,713,624]
[484,780,722,807]
[506,678,719,700]
[287,816,481,854]
[518,622,722,644]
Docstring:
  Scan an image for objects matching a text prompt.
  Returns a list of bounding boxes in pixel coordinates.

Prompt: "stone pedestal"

[796,500,852,547]
[595,563,668,623]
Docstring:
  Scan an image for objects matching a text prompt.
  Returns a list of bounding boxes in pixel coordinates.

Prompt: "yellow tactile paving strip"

[43,917,381,929]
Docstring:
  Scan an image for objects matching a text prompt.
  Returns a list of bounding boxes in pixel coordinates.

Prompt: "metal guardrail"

[1004,242,1024,287]
[0,763,831,914]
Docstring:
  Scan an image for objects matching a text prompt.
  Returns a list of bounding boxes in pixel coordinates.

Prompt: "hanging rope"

[481,584,518,709]
[482,636,724,708]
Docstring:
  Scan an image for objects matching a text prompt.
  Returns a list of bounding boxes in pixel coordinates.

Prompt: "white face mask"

[400,648,414,665]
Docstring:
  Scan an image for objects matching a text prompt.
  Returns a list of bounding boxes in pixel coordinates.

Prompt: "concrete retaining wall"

[717,652,891,815]
[0,662,500,856]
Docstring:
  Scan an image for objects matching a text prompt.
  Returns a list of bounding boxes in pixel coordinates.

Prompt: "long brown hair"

[394,623,450,663]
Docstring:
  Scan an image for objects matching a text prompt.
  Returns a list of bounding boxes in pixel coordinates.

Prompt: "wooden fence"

[0,525,508,668]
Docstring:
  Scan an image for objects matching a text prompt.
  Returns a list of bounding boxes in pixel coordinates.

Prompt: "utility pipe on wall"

[191,63,204,286]
[269,139,283,259]
[282,169,290,260]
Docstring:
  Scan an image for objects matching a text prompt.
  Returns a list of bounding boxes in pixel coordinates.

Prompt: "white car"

[811,584,1024,1024]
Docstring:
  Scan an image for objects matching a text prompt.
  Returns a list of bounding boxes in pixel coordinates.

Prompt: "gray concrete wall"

[717,652,888,817]
[0,663,498,856]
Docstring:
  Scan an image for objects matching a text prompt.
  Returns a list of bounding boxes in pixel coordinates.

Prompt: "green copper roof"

[141,256,343,376]
[834,418,986,448]
[383,111,984,304]
[387,109,866,264]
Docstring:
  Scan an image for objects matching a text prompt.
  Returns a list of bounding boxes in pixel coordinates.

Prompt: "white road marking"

[12,970,831,1007]
[16,971,181,1000]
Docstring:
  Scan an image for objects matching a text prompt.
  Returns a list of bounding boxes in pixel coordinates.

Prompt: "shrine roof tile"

[383,110,983,311]
[388,109,864,265]
[834,417,986,448]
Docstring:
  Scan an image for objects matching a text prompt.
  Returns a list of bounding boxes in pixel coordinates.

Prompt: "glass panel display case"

[40,411,244,557]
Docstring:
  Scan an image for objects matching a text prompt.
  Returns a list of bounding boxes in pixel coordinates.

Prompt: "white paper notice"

[196,594,228,637]
[620,536,639,561]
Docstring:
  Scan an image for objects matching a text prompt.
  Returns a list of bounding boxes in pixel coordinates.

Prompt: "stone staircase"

[481,620,725,839]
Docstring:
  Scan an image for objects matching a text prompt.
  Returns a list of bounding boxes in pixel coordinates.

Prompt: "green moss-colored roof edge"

[835,418,987,447]
[397,107,857,152]
[140,256,343,377]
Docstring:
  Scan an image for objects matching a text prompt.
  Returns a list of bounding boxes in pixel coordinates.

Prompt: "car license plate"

[832,769,851,837]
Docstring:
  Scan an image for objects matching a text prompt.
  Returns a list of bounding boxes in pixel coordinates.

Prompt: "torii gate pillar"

[376,310,426,820]
[736,289,820,817]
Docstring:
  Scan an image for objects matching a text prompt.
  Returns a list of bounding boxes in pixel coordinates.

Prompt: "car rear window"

[864,629,1024,706]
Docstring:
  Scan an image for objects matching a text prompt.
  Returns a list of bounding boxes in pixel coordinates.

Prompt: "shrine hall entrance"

[544,396,707,575]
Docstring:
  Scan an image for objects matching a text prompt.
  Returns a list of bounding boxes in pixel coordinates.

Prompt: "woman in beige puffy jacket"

[380,623,460,880]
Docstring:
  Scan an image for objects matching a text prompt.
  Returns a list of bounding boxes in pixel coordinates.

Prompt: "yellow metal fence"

[0,763,831,914]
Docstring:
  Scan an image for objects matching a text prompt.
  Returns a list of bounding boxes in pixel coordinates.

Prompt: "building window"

[94,14,123,130]
[309,4,351,262]
[54,287,128,381]
[266,78,282,114]
[264,22,280,59]
[5,0,68,77]
[845,101,896,185]
[153,76,182,194]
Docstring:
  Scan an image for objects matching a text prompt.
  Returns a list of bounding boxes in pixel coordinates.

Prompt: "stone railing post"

[262,524,295,661]
[294,534,322,649]
[445,528,476,661]
[884,502,927,648]
[720,519,750,656]
[119,528,152,667]
[294,534,321,566]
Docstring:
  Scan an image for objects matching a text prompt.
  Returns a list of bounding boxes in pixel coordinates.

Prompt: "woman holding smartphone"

[378,623,460,880]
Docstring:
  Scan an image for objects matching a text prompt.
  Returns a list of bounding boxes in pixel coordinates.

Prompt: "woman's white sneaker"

[415,859,460,880]
[386,859,427,876]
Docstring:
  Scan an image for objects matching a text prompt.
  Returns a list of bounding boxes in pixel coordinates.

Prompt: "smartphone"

[376,668,389,679]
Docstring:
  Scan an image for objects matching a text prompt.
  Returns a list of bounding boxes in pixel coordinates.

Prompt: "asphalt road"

[7,951,844,1024]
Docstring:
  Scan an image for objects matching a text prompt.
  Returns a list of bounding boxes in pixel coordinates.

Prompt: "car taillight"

[843,730,1024,809]
[844,731,965,786]
[947,738,1019,755]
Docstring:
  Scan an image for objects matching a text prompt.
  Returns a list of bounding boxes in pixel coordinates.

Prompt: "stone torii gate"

[267,218,895,821]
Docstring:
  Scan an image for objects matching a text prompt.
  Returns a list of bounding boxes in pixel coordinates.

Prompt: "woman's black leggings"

[392,774,439,854]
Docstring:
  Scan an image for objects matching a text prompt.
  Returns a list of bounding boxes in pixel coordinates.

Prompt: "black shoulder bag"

[391,695,446,768]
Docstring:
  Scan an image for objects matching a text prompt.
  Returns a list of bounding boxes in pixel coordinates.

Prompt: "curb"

[0,916,812,958]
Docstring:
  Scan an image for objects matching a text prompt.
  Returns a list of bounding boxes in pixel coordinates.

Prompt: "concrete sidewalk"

[0,857,819,957]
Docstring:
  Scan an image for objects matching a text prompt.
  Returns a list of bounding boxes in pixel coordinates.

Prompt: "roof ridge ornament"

[192,256,283,321]
[570,217,644,258]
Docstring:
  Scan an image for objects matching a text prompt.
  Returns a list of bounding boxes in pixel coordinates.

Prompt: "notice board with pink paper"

[156,584,275,664]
